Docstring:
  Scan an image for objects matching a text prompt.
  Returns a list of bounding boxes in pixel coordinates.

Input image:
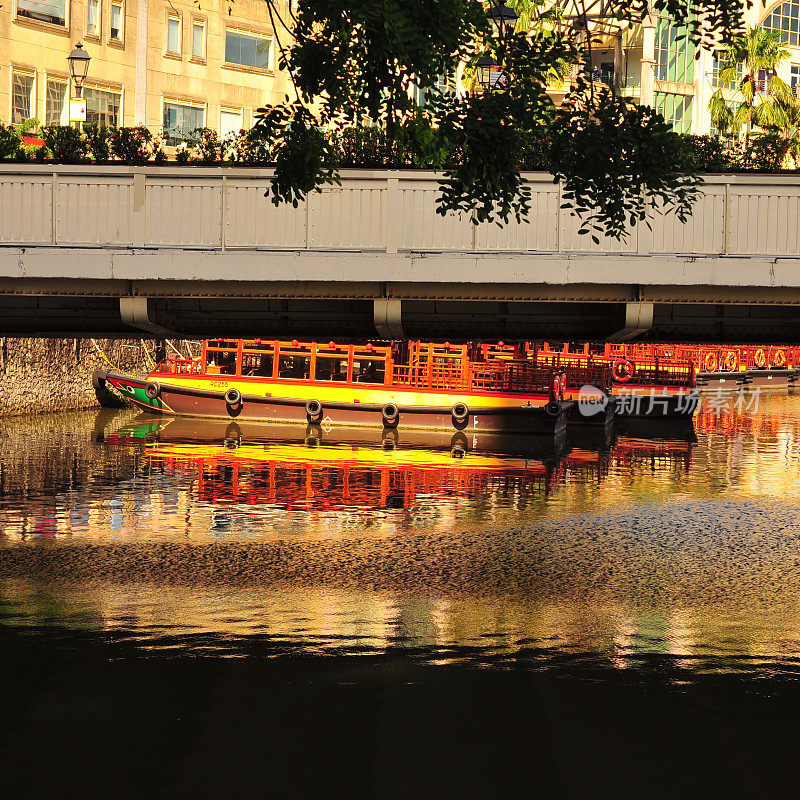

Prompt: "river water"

[4,396,800,797]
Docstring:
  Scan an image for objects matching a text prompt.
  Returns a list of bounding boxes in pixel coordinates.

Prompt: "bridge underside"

[4,279,800,342]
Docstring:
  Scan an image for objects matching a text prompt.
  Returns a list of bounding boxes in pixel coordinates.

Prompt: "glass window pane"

[16,0,66,26]
[12,73,34,124]
[220,110,242,139]
[163,102,204,145]
[46,80,67,125]
[192,22,204,58]
[168,18,180,52]
[84,86,120,127]
[110,3,122,39]
[87,0,98,34]
[225,30,270,68]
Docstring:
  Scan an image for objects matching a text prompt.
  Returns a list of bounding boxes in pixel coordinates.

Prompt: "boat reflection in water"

[102,414,694,529]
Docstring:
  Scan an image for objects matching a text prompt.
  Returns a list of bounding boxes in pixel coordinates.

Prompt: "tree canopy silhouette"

[257,0,749,240]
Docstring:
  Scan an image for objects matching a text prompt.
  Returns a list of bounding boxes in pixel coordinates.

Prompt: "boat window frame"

[240,343,275,378]
[274,342,313,381]
[203,339,241,376]
[313,346,351,382]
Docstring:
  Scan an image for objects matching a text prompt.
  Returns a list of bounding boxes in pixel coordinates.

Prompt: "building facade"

[584,1,800,136]
[0,0,294,141]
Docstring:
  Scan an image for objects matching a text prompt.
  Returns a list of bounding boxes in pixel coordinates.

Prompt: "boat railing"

[156,357,202,375]
[391,362,473,390]
[622,360,695,387]
[391,360,559,395]
[532,354,613,391]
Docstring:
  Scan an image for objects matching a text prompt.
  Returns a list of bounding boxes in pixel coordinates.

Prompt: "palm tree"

[708,26,793,147]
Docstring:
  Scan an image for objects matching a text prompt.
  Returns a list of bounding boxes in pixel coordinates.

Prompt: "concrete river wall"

[0,338,147,416]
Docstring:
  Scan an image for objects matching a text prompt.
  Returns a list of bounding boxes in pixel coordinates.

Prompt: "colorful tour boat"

[94,339,572,435]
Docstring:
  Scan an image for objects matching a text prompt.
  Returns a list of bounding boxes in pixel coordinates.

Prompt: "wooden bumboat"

[93,339,573,436]
[604,342,800,391]
[480,342,699,419]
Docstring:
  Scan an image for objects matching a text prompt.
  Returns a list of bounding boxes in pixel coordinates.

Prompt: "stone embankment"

[0,338,147,416]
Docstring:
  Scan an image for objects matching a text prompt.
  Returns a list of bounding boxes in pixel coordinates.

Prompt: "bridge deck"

[2,166,800,339]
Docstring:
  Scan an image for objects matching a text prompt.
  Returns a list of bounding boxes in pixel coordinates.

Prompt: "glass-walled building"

[573,0,800,136]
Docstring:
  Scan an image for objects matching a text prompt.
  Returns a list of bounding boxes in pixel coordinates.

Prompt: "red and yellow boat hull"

[95,368,568,435]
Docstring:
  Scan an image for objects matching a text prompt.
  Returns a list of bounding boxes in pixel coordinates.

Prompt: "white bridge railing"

[1,165,800,257]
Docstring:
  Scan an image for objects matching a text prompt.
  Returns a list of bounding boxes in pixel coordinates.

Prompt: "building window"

[167,15,181,54]
[11,71,35,124]
[220,108,243,139]
[46,79,68,125]
[710,55,742,89]
[110,0,123,41]
[763,1,800,48]
[163,101,204,146]
[192,20,205,60]
[84,85,121,127]
[225,29,271,70]
[412,72,455,106]
[654,91,693,134]
[87,0,100,36]
[792,65,800,96]
[654,17,695,84]
[16,0,66,27]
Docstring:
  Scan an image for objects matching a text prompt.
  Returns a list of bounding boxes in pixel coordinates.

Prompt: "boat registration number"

[209,380,229,389]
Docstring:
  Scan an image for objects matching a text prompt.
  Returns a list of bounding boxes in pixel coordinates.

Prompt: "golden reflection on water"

[4,395,800,671]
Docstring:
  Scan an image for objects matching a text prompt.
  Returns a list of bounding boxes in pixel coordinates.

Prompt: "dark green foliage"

[226,126,272,164]
[550,87,702,242]
[187,127,224,164]
[260,0,484,208]
[175,148,190,165]
[432,29,571,224]
[111,125,154,164]
[259,104,340,206]
[330,126,415,168]
[745,131,791,171]
[84,123,112,162]
[254,0,750,238]
[40,126,88,164]
[0,123,19,159]
[675,134,734,172]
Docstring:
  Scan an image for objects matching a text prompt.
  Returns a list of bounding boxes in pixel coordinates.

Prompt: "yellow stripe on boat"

[156,376,549,409]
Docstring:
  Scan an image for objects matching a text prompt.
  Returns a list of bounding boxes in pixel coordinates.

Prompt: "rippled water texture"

[4,396,800,675]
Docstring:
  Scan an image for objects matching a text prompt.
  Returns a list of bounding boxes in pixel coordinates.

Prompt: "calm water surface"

[4,395,800,675]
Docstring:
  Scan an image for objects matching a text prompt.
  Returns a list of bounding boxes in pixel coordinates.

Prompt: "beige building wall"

[0,0,294,137]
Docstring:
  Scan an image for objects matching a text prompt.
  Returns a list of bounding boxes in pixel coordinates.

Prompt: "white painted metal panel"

[2,167,800,263]
[224,180,307,248]
[650,187,725,254]
[308,184,386,249]
[145,178,222,247]
[55,177,132,245]
[474,187,560,251]
[558,204,639,254]
[727,186,800,255]
[0,176,52,244]
[400,182,472,251]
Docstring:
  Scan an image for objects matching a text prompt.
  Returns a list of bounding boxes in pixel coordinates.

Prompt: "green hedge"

[1,119,798,173]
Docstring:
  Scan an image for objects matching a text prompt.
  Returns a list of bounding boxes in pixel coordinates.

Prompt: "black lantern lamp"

[486,2,518,40]
[476,54,509,91]
[67,42,91,96]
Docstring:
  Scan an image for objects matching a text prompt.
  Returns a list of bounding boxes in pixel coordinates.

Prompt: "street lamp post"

[477,2,517,93]
[67,42,91,129]
[476,54,508,92]
[486,2,518,43]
